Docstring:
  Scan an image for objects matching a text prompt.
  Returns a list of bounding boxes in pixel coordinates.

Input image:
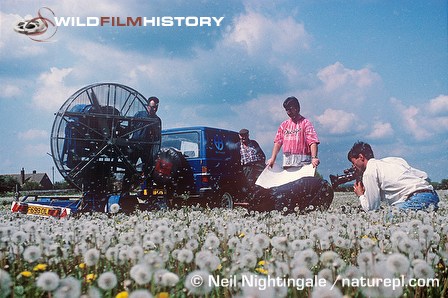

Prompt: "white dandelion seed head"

[195,250,220,272]
[184,270,213,295]
[290,266,313,280]
[412,260,435,279]
[0,269,12,295]
[23,245,42,263]
[36,271,60,292]
[53,276,81,298]
[311,284,343,298]
[158,270,179,287]
[130,263,153,285]
[97,271,117,290]
[175,248,194,263]
[386,253,411,275]
[128,289,153,298]
[83,248,100,267]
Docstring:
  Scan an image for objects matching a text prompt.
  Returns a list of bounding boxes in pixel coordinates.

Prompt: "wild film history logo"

[13,7,58,42]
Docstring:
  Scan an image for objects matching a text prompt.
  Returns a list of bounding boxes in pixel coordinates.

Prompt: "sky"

[0,0,447,184]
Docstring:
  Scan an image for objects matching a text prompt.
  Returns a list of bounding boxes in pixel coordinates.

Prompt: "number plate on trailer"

[152,189,165,195]
[27,205,50,216]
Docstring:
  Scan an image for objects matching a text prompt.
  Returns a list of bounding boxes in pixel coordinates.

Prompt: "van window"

[161,132,200,158]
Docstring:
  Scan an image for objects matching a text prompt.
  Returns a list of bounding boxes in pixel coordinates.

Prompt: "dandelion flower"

[203,233,220,250]
[195,250,220,272]
[271,236,288,252]
[128,245,144,261]
[175,248,194,263]
[290,266,313,280]
[33,263,48,271]
[97,271,117,290]
[128,289,153,298]
[110,203,120,214]
[252,233,270,249]
[386,253,410,275]
[0,269,12,296]
[318,268,333,283]
[130,264,152,285]
[11,231,28,244]
[116,291,129,298]
[23,246,42,263]
[20,271,32,278]
[36,271,59,292]
[185,239,199,251]
[320,251,340,268]
[53,276,81,298]
[292,248,319,269]
[311,284,343,298]
[105,247,119,262]
[85,273,97,283]
[413,260,435,279]
[184,270,213,295]
[153,269,179,287]
[83,248,100,266]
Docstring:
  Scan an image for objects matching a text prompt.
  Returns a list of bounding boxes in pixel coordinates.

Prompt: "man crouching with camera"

[347,141,439,212]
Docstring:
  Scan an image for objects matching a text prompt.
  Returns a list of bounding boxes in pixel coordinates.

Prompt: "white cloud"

[367,121,394,139]
[224,10,311,58]
[18,129,48,140]
[315,109,359,134]
[32,67,75,111]
[391,98,432,141]
[317,62,381,94]
[0,83,22,98]
[427,94,448,115]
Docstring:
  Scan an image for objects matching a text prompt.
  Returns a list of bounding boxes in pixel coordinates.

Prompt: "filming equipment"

[329,167,363,189]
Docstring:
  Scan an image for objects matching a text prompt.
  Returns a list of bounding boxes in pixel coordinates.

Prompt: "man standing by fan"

[123,96,161,191]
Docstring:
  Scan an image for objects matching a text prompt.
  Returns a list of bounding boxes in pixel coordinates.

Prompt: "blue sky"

[0,0,447,183]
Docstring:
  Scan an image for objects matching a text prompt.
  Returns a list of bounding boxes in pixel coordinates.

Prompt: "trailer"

[12,83,162,217]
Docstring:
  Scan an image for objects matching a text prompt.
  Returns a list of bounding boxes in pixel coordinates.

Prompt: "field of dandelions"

[1,191,447,298]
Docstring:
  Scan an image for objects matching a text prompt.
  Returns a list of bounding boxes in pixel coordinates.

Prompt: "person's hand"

[311,157,320,167]
[353,181,365,196]
[266,158,275,168]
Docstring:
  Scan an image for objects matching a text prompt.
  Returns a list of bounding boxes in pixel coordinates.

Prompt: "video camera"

[329,167,363,189]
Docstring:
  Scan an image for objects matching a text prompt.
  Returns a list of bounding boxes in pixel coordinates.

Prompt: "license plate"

[27,205,50,216]
[152,189,165,195]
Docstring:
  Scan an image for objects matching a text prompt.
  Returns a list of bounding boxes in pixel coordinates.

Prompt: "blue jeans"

[394,191,439,211]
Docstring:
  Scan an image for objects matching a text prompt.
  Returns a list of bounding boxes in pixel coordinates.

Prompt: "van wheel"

[218,191,234,209]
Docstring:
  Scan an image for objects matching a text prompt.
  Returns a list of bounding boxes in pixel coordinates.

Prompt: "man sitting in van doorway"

[237,128,266,192]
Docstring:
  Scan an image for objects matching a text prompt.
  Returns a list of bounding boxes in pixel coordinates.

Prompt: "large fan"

[50,83,160,193]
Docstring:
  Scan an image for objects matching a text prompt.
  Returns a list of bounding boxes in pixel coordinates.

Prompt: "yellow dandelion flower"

[255,267,268,275]
[86,273,97,283]
[238,232,245,238]
[217,264,222,270]
[78,263,86,269]
[257,260,266,266]
[116,291,129,298]
[33,264,48,271]
[156,292,170,298]
[20,271,32,277]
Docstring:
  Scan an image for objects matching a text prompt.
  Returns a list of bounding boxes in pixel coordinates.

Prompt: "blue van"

[142,126,245,208]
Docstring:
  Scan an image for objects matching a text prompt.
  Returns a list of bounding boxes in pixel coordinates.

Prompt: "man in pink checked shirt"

[266,96,320,169]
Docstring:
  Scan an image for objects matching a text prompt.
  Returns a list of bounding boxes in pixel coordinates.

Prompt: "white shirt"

[359,157,433,211]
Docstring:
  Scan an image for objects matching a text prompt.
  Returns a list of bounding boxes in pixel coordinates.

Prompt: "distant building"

[5,168,53,190]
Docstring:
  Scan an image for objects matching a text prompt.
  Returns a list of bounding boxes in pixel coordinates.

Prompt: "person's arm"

[354,169,381,212]
[267,143,281,168]
[253,141,266,162]
[310,143,319,167]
